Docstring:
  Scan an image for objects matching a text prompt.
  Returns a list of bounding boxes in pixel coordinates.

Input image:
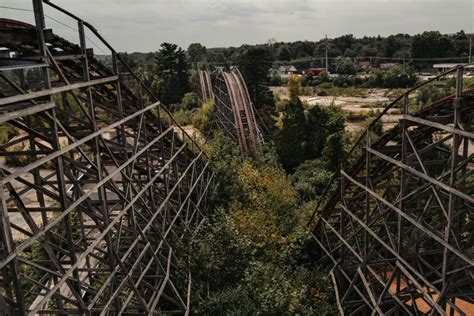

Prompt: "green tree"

[118,52,139,70]
[368,65,418,88]
[334,57,357,75]
[291,159,333,202]
[179,92,199,110]
[274,98,307,171]
[154,42,190,105]
[383,34,410,57]
[187,42,207,63]
[333,34,356,55]
[238,48,275,109]
[321,132,347,171]
[192,101,215,134]
[305,105,345,161]
[412,31,455,60]
[288,75,302,100]
[277,45,291,61]
[275,102,345,172]
[452,31,470,57]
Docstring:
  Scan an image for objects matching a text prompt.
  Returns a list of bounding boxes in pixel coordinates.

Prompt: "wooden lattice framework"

[308,66,474,315]
[0,1,213,314]
[212,67,262,159]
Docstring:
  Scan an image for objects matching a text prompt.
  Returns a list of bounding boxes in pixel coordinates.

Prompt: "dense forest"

[113,30,472,71]
[103,30,471,104]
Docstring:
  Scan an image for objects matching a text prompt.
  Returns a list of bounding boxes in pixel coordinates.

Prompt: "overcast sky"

[1,0,473,52]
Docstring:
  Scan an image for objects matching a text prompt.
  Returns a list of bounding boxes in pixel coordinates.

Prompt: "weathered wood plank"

[0,101,55,123]
[0,28,53,45]
[0,76,118,106]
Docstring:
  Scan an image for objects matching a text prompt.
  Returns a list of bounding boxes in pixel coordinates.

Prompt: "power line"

[0,5,32,12]
[43,15,108,55]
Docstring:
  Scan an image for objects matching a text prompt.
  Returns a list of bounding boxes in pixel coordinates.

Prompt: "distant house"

[302,68,326,77]
[276,65,298,78]
[380,63,400,70]
[358,61,372,72]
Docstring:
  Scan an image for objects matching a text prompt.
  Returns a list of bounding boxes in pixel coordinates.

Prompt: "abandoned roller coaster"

[212,67,263,159]
[1,1,473,315]
[0,1,213,314]
[196,70,213,105]
[308,65,474,315]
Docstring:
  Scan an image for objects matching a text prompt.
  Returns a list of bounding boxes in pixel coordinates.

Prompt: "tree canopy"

[154,42,190,105]
[187,42,207,63]
[238,47,275,109]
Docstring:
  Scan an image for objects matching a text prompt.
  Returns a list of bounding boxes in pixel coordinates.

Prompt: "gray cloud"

[1,0,472,52]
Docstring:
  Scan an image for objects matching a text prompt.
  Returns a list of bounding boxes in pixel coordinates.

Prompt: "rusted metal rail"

[212,67,263,159]
[308,65,474,314]
[0,1,213,314]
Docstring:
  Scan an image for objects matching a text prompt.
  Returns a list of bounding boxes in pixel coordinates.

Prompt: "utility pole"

[325,34,329,72]
[469,35,472,64]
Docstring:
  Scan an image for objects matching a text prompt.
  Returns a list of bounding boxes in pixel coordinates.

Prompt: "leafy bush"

[291,159,333,202]
[367,65,418,88]
[0,123,18,144]
[334,57,357,75]
[179,92,200,110]
[171,109,194,126]
[192,101,215,133]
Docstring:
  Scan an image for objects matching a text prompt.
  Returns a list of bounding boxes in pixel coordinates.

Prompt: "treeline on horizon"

[109,30,471,70]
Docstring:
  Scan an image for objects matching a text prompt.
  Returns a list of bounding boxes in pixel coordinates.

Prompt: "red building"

[302,68,326,77]
[358,61,372,71]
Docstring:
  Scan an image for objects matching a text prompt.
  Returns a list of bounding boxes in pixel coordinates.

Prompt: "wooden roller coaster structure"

[211,67,263,159]
[308,65,474,315]
[197,70,214,104]
[0,1,213,314]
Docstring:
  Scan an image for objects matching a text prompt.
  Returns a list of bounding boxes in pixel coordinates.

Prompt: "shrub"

[192,101,215,133]
[179,92,199,110]
[334,57,357,75]
[171,109,194,126]
[291,159,333,202]
[367,65,418,88]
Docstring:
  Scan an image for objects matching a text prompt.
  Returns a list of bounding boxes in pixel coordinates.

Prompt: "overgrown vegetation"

[181,76,355,315]
[188,134,336,314]
[274,77,346,172]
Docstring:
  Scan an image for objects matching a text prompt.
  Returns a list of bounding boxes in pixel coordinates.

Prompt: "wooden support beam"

[403,115,474,140]
[0,76,119,106]
[0,101,55,123]
[0,28,53,45]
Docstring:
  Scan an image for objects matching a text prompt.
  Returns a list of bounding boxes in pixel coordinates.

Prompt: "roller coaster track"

[0,1,213,314]
[212,67,263,159]
[197,70,214,104]
[308,65,474,315]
